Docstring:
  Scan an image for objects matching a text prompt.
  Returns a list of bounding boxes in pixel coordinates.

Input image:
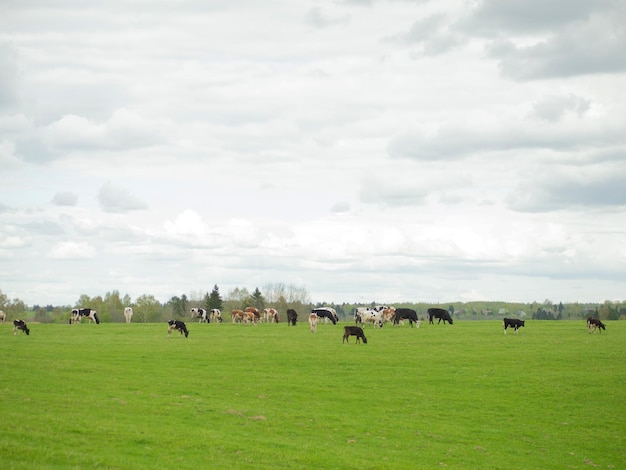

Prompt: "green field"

[1,320,624,469]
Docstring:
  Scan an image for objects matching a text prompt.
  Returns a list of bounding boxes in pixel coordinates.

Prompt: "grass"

[0,320,624,469]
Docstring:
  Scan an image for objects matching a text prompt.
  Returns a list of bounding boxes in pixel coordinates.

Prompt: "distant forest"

[1,284,624,324]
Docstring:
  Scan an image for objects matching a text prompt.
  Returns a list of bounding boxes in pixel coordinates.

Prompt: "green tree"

[205,285,223,311]
[135,294,162,322]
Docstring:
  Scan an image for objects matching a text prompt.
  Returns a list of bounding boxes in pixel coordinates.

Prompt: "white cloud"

[0,0,624,306]
[48,241,96,259]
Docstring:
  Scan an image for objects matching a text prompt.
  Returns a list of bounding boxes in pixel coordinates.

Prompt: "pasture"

[1,320,624,469]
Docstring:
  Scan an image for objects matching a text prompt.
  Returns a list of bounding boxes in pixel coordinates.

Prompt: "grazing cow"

[427,308,453,325]
[190,307,209,323]
[243,311,258,325]
[210,309,223,323]
[70,308,100,324]
[286,309,298,326]
[503,318,525,335]
[342,326,367,344]
[123,307,133,324]
[13,319,30,335]
[311,308,337,325]
[244,307,261,323]
[231,310,244,324]
[587,317,606,333]
[309,313,319,333]
[167,320,189,337]
[264,308,279,323]
[393,308,420,327]
[0,310,5,323]
[355,306,386,328]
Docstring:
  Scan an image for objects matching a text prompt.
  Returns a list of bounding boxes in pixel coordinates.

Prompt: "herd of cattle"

[1,306,609,341]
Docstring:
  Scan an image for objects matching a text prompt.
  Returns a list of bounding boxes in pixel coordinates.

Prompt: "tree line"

[1,287,624,324]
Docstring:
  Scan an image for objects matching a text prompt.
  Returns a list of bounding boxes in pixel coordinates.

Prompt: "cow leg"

[504,326,507,335]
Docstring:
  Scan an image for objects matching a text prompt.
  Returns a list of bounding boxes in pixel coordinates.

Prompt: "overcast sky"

[1,0,625,307]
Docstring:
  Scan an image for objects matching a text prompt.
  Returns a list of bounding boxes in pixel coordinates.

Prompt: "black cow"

[311,308,337,325]
[70,308,100,324]
[13,319,30,336]
[168,320,189,337]
[587,317,606,333]
[427,308,453,325]
[503,318,524,335]
[393,308,420,327]
[286,309,298,326]
[342,326,367,344]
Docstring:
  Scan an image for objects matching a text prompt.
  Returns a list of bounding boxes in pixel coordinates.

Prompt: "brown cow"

[342,326,367,344]
[232,310,244,324]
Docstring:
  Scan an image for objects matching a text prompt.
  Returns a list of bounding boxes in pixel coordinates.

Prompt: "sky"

[1,0,625,307]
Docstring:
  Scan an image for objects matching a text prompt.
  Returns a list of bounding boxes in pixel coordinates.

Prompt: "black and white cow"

[393,308,420,327]
[342,326,367,344]
[210,309,223,323]
[587,317,606,333]
[427,308,453,325]
[503,318,525,334]
[355,306,386,328]
[311,308,337,325]
[286,309,298,326]
[13,319,30,335]
[168,320,189,337]
[190,307,209,323]
[70,308,100,324]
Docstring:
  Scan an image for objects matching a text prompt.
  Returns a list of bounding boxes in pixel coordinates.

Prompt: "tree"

[247,287,265,310]
[205,285,223,311]
[135,294,162,323]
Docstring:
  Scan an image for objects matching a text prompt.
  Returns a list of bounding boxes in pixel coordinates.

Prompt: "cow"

[311,308,337,325]
[0,310,5,323]
[355,306,386,328]
[427,308,453,325]
[382,307,396,325]
[503,318,525,335]
[342,326,367,344]
[393,308,420,327]
[210,309,223,323]
[264,308,279,323]
[13,319,30,335]
[167,320,189,337]
[245,307,261,323]
[587,317,606,333]
[286,309,298,326]
[243,311,258,325]
[190,307,209,323]
[123,307,133,324]
[231,310,244,324]
[70,308,100,324]
[309,313,319,333]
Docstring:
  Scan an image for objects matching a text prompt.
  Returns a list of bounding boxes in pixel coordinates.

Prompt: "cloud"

[304,7,349,28]
[530,94,591,122]
[480,4,626,80]
[52,192,79,206]
[507,167,626,212]
[48,241,96,259]
[15,109,166,163]
[98,181,148,213]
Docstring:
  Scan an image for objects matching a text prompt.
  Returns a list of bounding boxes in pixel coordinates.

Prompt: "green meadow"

[1,320,624,469]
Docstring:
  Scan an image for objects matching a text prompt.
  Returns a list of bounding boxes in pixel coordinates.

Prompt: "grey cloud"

[531,94,591,122]
[98,181,148,213]
[507,170,626,212]
[52,192,78,206]
[390,14,462,56]
[461,0,602,35]
[304,7,349,29]
[388,124,624,161]
[0,43,19,110]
